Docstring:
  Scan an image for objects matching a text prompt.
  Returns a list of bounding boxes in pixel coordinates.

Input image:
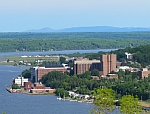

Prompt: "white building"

[14,76,28,86]
[125,52,133,59]
[117,66,130,72]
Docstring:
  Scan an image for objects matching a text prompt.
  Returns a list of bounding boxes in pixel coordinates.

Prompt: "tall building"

[100,54,116,76]
[74,58,101,75]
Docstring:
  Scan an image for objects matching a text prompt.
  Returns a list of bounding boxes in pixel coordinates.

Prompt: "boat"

[57,93,62,100]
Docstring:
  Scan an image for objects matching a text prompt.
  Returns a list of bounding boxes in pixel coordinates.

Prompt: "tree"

[91,87,115,114]
[7,59,9,63]
[12,84,20,89]
[21,69,31,79]
[91,69,100,76]
[59,57,66,64]
[55,88,69,98]
[120,95,144,114]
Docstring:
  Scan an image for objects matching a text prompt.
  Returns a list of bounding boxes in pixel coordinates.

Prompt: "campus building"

[73,58,101,75]
[125,52,133,59]
[138,68,150,79]
[74,54,117,77]
[100,54,117,76]
[13,76,29,86]
[30,64,69,82]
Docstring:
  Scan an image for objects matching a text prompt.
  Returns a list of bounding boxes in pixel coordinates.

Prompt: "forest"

[0,32,150,52]
[39,70,150,102]
[38,43,150,102]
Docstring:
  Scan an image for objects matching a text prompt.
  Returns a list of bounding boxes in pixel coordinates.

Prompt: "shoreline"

[6,86,150,111]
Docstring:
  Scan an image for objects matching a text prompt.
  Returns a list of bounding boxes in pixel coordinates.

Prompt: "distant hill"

[25,26,150,32]
[25,27,56,32]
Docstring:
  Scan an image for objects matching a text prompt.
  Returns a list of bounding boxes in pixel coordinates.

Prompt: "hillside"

[112,44,150,67]
[0,32,150,52]
[25,26,150,32]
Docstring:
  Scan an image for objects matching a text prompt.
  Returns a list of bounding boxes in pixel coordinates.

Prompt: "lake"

[0,49,118,57]
[0,65,93,114]
[0,65,120,114]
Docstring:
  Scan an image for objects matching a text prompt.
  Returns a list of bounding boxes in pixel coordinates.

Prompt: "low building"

[107,74,118,79]
[24,81,33,92]
[125,52,133,59]
[30,82,55,94]
[91,76,100,80]
[117,66,130,72]
[14,76,28,86]
[138,68,150,79]
[30,88,55,94]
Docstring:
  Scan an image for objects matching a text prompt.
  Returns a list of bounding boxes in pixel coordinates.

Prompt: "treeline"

[0,38,150,52]
[0,32,150,52]
[40,70,150,101]
[111,44,150,67]
[1,32,150,39]
[82,43,150,67]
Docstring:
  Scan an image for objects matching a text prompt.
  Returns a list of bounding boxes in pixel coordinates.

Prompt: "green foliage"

[1,32,150,52]
[77,71,91,79]
[113,44,150,66]
[92,87,115,114]
[40,71,70,89]
[39,70,150,101]
[41,61,60,66]
[55,88,69,98]
[59,57,66,64]
[7,59,9,62]
[91,69,100,76]
[12,84,20,89]
[120,95,144,114]
[112,76,150,100]
[21,69,31,78]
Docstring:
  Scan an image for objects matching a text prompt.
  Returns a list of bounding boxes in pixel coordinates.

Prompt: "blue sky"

[0,0,150,32]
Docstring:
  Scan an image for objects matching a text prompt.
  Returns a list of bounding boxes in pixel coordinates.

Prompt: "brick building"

[24,81,33,92]
[30,65,69,82]
[100,54,116,76]
[30,83,55,94]
[73,54,117,76]
[73,58,100,75]
[138,68,150,79]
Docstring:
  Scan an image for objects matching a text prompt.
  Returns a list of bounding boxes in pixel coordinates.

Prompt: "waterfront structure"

[73,58,100,75]
[13,76,28,86]
[24,81,33,92]
[30,64,69,82]
[30,83,55,94]
[100,54,117,76]
[138,68,150,79]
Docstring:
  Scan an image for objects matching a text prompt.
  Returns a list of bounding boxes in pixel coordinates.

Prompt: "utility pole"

[141,95,142,102]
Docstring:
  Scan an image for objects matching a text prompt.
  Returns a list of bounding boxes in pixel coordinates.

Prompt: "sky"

[0,0,150,32]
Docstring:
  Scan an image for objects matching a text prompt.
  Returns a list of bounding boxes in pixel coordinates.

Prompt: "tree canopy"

[1,32,150,52]
[120,95,144,114]
[21,69,31,79]
[92,87,115,114]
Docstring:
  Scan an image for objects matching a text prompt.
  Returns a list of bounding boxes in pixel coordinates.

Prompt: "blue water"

[0,65,93,114]
[0,49,118,57]
[0,65,120,114]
